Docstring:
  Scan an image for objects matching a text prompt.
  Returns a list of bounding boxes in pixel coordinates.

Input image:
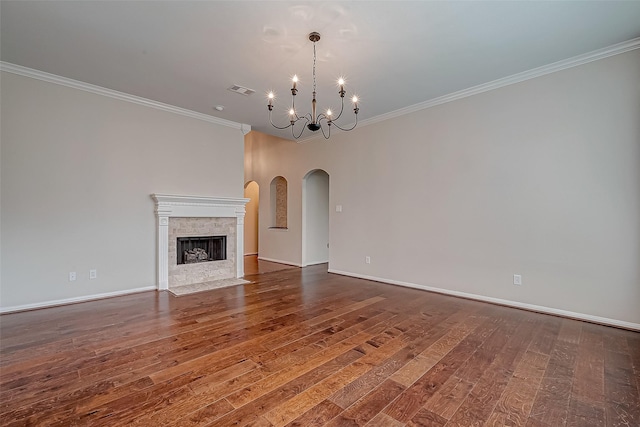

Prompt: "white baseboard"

[303,260,329,267]
[257,257,302,267]
[0,286,157,314]
[328,269,640,331]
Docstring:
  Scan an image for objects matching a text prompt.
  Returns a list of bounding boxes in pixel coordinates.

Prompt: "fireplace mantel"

[151,194,249,290]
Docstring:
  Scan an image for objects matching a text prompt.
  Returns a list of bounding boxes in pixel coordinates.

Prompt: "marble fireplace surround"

[151,194,249,291]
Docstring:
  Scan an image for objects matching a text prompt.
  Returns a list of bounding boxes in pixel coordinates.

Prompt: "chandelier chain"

[312,42,317,94]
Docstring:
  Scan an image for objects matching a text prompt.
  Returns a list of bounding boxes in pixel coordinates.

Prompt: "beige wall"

[243,181,259,255]
[245,131,302,265]
[1,71,245,309]
[245,50,640,326]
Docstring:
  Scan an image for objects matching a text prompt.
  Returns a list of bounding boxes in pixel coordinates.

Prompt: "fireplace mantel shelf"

[152,194,250,217]
[152,194,249,290]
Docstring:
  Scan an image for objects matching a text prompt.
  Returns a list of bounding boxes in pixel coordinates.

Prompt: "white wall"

[1,71,245,310]
[303,170,329,265]
[245,49,640,327]
[244,181,259,255]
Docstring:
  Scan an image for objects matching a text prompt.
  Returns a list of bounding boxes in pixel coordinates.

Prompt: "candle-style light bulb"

[352,95,358,105]
[289,108,295,116]
[326,109,332,117]
[267,92,275,110]
[338,78,345,97]
[292,75,298,90]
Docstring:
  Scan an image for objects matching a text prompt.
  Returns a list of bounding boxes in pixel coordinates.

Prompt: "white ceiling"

[2,1,640,140]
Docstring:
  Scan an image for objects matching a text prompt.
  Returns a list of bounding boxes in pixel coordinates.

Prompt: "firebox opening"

[177,236,227,265]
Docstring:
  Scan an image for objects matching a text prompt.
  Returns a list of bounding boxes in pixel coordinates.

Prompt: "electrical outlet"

[90,269,97,279]
[69,272,77,282]
[513,274,522,285]
[336,205,343,212]
[365,256,371,264]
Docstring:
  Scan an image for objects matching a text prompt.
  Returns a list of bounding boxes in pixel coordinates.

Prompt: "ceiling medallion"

[267,32,359,139]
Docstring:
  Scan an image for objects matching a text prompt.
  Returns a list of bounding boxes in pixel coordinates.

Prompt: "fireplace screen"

[177,236,227,265]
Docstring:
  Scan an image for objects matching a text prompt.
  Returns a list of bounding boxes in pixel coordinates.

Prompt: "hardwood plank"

[325,379,405,426]
[423,375,473,420]
[604,348,640,426]
[201,349,365,426]
[389,312,485,388]
[445,315,533,425]
[225,332,371,408]
[571,326,605,404]
[0,263,638,426]
[365,412,405,427]
[557,318,583,344]
[264,360,372,427]
[383,315,504,423]
[485,349,549,426]
[528,337,579,426]
[284,400,343,427]
[327,316,452,411]
[263,325,427,426]
[171,398,236,427]
[566,397,606,427]
[246,416,275,427]
[406,408,448,426]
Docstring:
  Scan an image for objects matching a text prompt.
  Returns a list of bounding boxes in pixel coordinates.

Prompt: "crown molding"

[0,61,251,133]
[356,36,640,130]
[4,36,637,140]
[296,37,640,143]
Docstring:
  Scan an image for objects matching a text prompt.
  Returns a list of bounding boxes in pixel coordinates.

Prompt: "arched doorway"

[244,181,259,256]
[302,169,329,266]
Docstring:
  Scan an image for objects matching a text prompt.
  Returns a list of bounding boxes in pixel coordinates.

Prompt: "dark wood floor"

[1,264,638,426]
[243,255,298,276]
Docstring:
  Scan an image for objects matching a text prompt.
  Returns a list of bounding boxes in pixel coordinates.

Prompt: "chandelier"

[267,32,359,139]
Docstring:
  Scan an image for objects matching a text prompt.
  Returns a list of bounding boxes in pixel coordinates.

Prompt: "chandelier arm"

[332,96,346,122]
[320,123,330,139]
[269,112,294,130]
[292,118,309,139]
[291,94,308,121]
[316,116,332,139]
[331,113,358,132]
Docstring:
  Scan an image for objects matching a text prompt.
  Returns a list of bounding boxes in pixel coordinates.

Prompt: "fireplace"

[152,194,249,290]
[177,235,227,264]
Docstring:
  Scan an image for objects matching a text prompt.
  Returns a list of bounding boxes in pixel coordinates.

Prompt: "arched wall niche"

[270,176,288,229]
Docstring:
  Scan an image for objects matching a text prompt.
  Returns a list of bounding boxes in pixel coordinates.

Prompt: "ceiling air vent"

[228,85,255,96]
